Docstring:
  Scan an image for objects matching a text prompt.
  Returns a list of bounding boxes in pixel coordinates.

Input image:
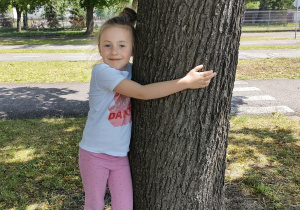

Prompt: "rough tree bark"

[129,0,245,209]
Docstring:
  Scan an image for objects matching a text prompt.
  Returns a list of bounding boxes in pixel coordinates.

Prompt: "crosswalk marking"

[232,81,295,116]
[234,81,248,85]
[14,55,40,58]
[233,95,276,101]
[233,87,261,92]
[231,106,294,115]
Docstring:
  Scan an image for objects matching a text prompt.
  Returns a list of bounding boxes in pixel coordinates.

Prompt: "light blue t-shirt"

[79,63,132,157]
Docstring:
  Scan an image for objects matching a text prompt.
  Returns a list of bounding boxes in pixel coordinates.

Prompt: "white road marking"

[233,95,276,101]
[233,87,261,92]
[234,81,249,85]
[232,106,294,114]
[14,55,40,58]
[65,55,84,57]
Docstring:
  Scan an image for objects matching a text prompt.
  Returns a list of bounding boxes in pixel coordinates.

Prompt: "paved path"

[1,49,300,61]
[1,79,299,119]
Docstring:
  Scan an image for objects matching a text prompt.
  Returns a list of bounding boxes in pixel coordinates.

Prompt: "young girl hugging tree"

[78,7,217,210]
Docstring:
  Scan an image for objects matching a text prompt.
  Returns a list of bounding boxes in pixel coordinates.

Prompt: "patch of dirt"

[224,184,265,210]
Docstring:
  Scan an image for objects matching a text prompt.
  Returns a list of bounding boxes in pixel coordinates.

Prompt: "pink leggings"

[79,148,133,210]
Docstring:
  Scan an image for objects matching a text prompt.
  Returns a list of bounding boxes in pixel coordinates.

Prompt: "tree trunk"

[129,0,245,209]
[23,11,28,30]
[259,0,266,10]
[85,6,94,35]
[16,7,22,32]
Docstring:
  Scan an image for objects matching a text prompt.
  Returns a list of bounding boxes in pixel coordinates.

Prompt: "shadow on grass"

[0,86,89,119]
[227,123,300,209]
[0,117,87,209]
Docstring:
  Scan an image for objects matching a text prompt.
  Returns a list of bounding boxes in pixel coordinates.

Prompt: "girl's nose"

[111,46,118,55]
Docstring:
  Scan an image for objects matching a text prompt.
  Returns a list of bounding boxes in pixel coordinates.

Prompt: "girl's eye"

[120,45,125,48]
[105,44,111,48]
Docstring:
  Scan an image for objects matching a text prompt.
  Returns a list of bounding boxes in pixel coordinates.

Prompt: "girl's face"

[98,26,133,71]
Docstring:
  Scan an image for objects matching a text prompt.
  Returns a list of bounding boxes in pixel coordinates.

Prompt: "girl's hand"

[181,65,217,89]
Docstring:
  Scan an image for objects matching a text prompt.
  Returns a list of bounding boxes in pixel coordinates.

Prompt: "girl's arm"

[114,65,217,100]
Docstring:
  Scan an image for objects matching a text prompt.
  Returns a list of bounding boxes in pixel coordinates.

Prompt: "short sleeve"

[92,64,128,92]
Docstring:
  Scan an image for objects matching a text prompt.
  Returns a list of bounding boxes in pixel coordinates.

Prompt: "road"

[1,79,299,119]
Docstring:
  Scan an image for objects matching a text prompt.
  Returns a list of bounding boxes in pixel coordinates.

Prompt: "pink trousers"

[79,148,133,210]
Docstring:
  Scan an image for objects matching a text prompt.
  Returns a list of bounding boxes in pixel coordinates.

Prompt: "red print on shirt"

[108,93,131,127]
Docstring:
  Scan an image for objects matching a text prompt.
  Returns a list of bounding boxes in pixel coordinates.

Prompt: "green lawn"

[0,38,95,45]
[0,61,97,83]
[0,58,299,84]
[242,23,299,32]
[227,115,300,209]
[0,115,299,209]
[237,58,300,80]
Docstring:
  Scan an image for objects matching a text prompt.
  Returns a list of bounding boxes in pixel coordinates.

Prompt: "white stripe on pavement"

[232,106,294,114]
[240,95,276,101]
[234,81,249,85]
[14,56,40,58]
[233,87,261,92]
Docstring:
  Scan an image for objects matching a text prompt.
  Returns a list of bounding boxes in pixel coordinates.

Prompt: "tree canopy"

[245,0,295,9]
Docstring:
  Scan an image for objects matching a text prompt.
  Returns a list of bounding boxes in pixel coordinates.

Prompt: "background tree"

[129,0,245,209]
[0,0,10,14]
[79,0,130,35]
[245,0,294,9]
[10,0,28,32]
[44,4,60,28]
[69,1,86,29]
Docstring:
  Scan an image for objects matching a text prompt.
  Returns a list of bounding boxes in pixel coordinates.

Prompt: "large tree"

[129,0,245,209]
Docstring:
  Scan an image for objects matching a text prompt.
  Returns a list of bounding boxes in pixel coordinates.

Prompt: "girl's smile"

[98,27,133,71]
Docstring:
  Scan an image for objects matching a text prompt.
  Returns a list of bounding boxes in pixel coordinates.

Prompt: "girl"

[79,8,217,210]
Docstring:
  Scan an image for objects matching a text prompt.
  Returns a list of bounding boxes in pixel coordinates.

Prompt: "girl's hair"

[98,8,137,53]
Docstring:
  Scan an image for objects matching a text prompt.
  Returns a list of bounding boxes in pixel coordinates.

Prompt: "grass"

[239,45,300,50]
[0,45,299,54]
[0,28,98,45]
[0,28,98,38]
[1,36,298,45]
[0,61,98,83]
[240,36,295,41]
[227,114,300,209]
[0,117,86,209]
[0,58,299,84]
[236,58,300,80]
[0,115,299,209]
[242,23,299,32]
[0,38,95,45]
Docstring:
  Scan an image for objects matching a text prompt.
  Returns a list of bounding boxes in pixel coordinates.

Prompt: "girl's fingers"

[193,65,204,72]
